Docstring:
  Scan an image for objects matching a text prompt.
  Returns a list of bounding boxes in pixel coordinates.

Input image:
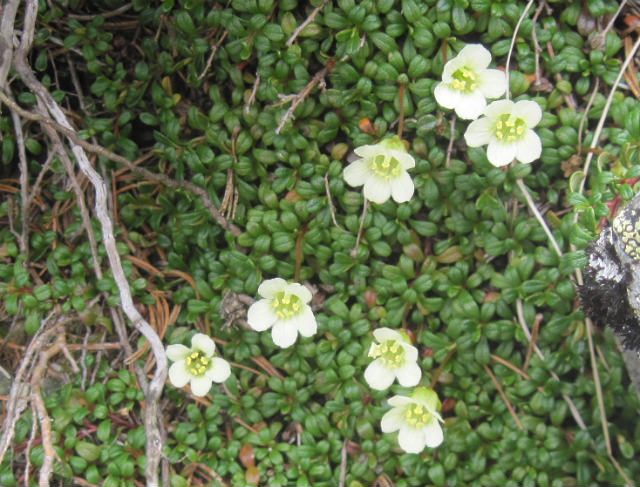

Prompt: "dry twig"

[5,1,169,483]
[275,62,332,134]
[339,439,348,487]
[0,312,63,467]
[324,174,346,232]
[31,331,67,487]
[445,114,456,169]
[523,313,542,371]
[286,0,328,46]
[0,92,242,236]
[505,0,535,100]
[484,365,524,430]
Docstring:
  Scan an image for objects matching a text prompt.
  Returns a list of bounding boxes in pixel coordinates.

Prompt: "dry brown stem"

[30,332,66,487]
[286,0,328,47]
[1,1,170,483]
[275,62,331,134]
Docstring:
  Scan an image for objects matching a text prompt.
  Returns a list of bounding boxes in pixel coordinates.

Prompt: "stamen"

[186,350,211,376]
[405,403,432,428]
[372,340,406,369]
[370,153,402,179]
[495,115,527,142]
[271,292,304,320]
[451,66,478,92]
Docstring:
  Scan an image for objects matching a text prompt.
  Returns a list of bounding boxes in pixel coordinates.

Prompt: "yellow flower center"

[370,154,401,180]
[451,67,478,92]
[185,351,211,377]
[494,115,526,142]
[272,292,303,319]
[405,403,432,428]
[368,340,406,369]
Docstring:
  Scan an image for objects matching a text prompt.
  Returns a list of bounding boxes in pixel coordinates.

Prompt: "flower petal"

[294,306,317,337]
[190,376,213,397]
[395,362,422,387]
[387,395,414,407]
[206,357,231,383]
[286,282,312,303]
[513,100,542,127]
[247,299,279,331]
[271,320,298,348]
[487,140,517,167]
[441,56,465,82]
[434,83,461,110]
[400,342,418,363]
[389,172,415,203]
[166,344,190,361]
[258,278,287,298]
[478,69,507,99]
[454,91,487,120]
[422,419,444,448]
[464,117,493,147]
[390,150,415,170]
[460,44,491,71]
[412,387,441,412]
[364,360,396,390]
[515,130,542,163]
[380,408,403,433]
[191,333,215,357]
[484,99,513,118]
[363,178,391,204]
[169,361,190,388]
[398,425,427,454]
[343,159,371,188]
[353,145,378,159]
[373,328,402,342]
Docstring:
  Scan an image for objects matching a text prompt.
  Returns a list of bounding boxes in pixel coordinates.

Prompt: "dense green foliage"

[2,0,640,485]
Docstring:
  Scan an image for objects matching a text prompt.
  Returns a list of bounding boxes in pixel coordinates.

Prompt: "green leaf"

[175,11,196,34]
[75,441,101,462]
[370,31,398,54]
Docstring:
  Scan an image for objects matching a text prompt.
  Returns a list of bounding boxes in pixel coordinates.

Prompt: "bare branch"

[0,0,20,86]
[285,0,328,47]
[275,62,332,134]
[0,91,242,236]
[10,1,168,484]
[11,108,29,256]
[31,332,67,487]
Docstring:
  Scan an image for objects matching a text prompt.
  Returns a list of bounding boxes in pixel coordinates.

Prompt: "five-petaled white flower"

[247,278,317,348]
[464,99,542,167]
[166,333,231,397]
[343,136,415,204]
[381,387,444,454]
[434,44,507,120]
[364,328,421,390]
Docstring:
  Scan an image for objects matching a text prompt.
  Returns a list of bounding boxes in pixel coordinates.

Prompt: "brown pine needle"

[484,365,524,431]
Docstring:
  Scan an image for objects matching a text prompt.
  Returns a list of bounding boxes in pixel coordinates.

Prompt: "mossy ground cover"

[1,0,640,485]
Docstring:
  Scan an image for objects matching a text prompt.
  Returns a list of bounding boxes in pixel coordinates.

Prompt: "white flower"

[364,328,421,390]
[381,387,444,454]
[247,278,317,348]
[434,44,507,120]
[343,136,415,204]
[464,99,542,167]
[166,333,231,397]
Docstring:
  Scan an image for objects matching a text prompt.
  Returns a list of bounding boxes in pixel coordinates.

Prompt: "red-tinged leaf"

[441,397,456,413]
[365,289,378,308]
[358,118,376,135]
[285,189,300,202]
[239,444,255,468]
[246,466,260,485]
